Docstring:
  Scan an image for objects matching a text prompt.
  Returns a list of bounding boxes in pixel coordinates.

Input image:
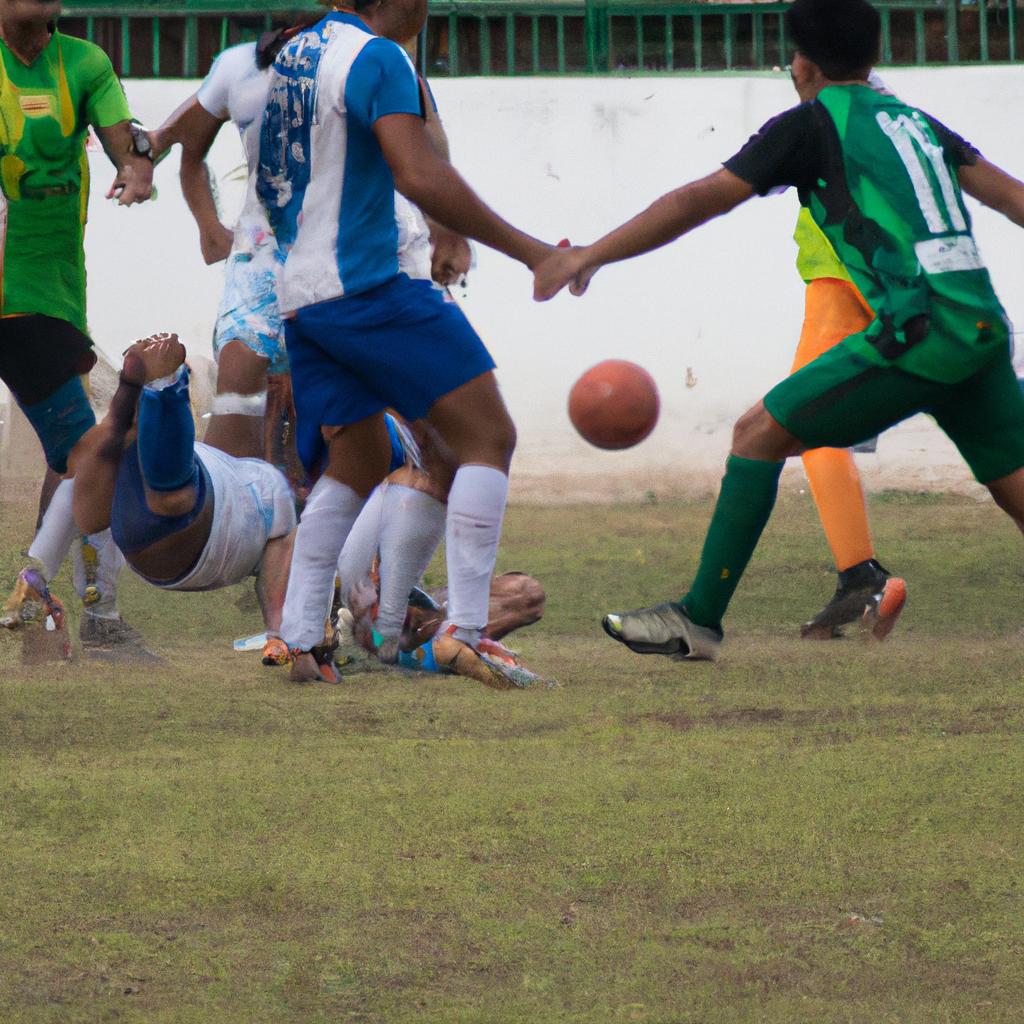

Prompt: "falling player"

[70,334,296,642]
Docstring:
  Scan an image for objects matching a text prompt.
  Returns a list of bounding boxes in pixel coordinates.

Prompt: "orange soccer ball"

[568,359,660,450]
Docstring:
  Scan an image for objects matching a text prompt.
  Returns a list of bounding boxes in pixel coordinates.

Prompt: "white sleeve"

[197,44,255,119]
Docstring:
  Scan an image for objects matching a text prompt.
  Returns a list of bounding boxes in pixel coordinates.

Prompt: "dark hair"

[256,12,324,69]
[786,0,881,80]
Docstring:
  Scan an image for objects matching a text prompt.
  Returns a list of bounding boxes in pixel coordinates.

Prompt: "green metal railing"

[59,1,1023,78]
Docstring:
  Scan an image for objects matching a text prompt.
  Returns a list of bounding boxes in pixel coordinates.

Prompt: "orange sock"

[793,279,876,572]
[802,447,875,571]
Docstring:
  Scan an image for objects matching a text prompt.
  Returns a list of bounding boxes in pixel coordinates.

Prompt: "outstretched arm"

[152,96,233,264]
[374,113,551,269]
[958,157,1024,229]
[533,168,755,301]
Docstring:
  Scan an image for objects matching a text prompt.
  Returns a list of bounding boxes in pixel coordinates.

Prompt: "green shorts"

[764,339,1024,484]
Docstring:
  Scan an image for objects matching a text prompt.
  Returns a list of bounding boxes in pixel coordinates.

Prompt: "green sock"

[681,455,783,630]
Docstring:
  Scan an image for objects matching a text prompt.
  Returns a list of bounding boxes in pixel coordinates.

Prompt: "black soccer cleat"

[801,559,907,640]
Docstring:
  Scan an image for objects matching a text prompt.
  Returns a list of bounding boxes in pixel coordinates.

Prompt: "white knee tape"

[211,391,267,417]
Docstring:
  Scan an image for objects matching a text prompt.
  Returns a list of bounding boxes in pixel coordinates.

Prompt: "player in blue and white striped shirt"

[256,1,552,682]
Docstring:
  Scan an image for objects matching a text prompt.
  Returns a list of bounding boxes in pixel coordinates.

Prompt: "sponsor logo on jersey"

[19,95,54,118]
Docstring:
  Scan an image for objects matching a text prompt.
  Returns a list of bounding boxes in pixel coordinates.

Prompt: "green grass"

[1,489,1023,1022]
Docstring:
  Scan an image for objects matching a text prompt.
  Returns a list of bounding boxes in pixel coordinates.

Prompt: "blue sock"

[137,366,197,492]
[399,639,443,673]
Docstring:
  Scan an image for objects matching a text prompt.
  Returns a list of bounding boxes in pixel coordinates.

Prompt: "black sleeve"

[923,114,981,169]
[723,102,825,196]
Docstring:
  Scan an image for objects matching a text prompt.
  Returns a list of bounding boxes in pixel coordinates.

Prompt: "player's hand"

[107,159,154,206]
[429,224,472,285]
[532,245,595,301]
[200,222,234,265]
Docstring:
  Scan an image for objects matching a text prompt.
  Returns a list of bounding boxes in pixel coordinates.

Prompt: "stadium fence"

[62,0,1022,78]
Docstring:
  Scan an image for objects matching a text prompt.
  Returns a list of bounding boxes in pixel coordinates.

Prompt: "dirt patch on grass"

[707,706,788,726]
[628,711,696,731]
[633,702,1024,738]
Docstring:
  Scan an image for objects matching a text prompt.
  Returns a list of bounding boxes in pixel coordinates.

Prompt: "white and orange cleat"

[1,567,65,631]
[862,576,908,641]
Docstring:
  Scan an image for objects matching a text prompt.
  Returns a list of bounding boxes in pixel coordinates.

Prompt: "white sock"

[337,485,385,604]
[280,475,364,651]
[376,486,446,639]
[445,465,508,647]
[27,478,78,581]
[71,530,125,620]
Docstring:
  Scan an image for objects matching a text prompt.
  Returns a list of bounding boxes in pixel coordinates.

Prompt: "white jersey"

[257,13,428,313]
[156,443,296,592]
[200,37,432,281]
[197,42,275,258]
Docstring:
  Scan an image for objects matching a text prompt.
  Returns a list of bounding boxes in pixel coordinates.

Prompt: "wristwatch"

[128,121,154,161]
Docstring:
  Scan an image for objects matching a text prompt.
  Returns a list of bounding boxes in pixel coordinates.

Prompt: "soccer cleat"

[399,632,542,690]
[407,586,441,613]
[372,632,401,665]
[476,647,545,689]
[602,601,722,662]
[261,637,290,666]
[861,575,908,641]
[476,636,523,669]
[334,606,356,647]
[289,642,339,683]
[1,568,65,631]
[80,613,160,663]
[801,559,906,640]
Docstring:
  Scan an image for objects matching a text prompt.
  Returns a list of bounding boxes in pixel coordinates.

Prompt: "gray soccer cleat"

[80,613,161,663]
[602,602,722,662]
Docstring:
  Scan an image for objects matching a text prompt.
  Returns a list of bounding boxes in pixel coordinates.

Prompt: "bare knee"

[504,572,545,624]
[487,414,517,469]
[216,340,269,394]
[74,500,111,536]
[427,373,518,471]
[731,401,804,461]
[518,575,545,624]
[987,467,1024,533]
[731,405,765,453]
[454,408,516,470]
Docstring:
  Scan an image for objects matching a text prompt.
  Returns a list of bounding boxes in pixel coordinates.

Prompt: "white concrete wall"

[80,68,1024,499]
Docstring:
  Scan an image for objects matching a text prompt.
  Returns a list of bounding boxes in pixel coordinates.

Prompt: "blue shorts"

[20,374,96,475]
[110,441,209,560]
[286,274,495,471]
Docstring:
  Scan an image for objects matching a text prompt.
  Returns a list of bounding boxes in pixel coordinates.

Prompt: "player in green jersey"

[533,0,1024,661]
[0,0,155,657]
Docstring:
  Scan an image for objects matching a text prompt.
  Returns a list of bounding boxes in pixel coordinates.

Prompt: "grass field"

[2,487,1023,1023]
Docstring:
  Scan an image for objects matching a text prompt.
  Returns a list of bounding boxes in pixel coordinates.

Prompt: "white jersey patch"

[156,443,296,592]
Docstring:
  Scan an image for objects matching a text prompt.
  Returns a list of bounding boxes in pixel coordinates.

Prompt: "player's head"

[786,0,880,84]
[0,0,63,28]
[318,0,427,48]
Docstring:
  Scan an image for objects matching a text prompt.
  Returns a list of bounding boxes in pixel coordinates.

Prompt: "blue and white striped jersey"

[256,12,423,314]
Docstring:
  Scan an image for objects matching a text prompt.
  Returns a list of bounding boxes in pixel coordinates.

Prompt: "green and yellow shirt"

[0,30,131,332]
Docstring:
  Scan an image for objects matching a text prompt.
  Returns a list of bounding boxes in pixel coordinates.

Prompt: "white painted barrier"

[78,68,1024,498]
